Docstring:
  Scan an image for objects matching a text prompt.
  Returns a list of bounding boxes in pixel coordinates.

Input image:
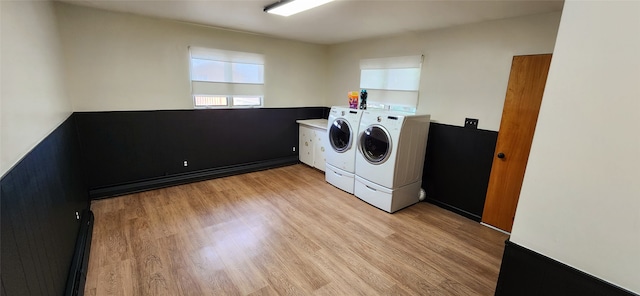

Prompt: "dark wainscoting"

[74,107,327,198]
[496,240,638,296]
[1,115,92,296]
[422,123,498,221]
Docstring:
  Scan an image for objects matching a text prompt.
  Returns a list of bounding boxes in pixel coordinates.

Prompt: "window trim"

[193,94,263,109]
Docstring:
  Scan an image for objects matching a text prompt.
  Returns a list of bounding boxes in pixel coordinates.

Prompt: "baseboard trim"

[496,240,638,296]
[480,222,511,235]
[424,198,482,222]
[65,210,94,296]
[89,157,299,199]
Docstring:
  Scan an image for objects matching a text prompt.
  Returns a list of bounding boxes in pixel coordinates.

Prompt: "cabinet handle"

[320,147,325,152]
[365,185,377,192]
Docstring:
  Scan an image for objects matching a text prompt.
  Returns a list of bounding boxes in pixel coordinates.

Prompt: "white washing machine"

[354,110,430,212]
[325,106,363,193]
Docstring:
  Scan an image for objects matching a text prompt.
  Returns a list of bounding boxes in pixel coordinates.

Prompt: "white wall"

[57,3,562,121]
[1,1,72,177]
[511,1,640,293]
[54,3,328,111]
[1,3,561,177]
[327,12,561,131]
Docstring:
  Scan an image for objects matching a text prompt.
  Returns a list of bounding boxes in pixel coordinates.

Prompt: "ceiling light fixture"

[264,0,334,17]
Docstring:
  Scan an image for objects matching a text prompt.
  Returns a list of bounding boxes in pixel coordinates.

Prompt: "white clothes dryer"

[354,110,430,212]
[325,106,363,193]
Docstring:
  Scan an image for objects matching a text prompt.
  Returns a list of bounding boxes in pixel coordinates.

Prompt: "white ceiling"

[58,0,564,45]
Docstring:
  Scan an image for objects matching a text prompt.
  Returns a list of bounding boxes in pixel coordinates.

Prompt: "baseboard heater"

[65,210,94,296]
[89,156,299,199]
[424,197,482,222]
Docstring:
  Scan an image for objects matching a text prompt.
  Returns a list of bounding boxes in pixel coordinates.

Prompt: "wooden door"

[481,54,552,232]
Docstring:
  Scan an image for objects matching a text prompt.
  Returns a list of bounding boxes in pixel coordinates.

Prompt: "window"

[189,47,264,108]
[359,55,423,113]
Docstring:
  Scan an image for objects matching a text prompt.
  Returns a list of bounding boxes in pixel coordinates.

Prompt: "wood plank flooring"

[85,164,508,296]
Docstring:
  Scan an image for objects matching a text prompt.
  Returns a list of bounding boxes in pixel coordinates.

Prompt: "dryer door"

[329,119,353,153]
[360,125,392,164]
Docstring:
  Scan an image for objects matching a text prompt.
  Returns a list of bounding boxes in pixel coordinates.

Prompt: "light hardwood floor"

[85,164,508,296]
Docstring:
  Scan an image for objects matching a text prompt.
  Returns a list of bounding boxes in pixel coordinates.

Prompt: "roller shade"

[190,46,264,65]
[189,46,264,107]
[191,81,263,97]
[359,55,423,112]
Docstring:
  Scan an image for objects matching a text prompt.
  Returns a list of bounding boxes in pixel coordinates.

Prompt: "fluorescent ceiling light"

[264,0,334,17]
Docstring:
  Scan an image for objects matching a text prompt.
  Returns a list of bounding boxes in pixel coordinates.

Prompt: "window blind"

[189,46,265,107]
[359,55,423,112]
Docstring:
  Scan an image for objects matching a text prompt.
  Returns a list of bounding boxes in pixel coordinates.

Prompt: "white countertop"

[296,119,328,130]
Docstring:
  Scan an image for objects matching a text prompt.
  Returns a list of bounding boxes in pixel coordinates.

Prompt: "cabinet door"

[299,125,314,167]
[314,129,327,171]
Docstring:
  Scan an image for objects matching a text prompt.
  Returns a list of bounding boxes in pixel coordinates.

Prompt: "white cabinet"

[299,125,315,166]
[297,119,328,172]
[313,130,326,171]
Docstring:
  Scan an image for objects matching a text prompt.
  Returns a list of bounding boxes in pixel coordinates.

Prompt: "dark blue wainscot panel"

[1,115,90,296]
[422,122,498,221]
[74,107,327,198]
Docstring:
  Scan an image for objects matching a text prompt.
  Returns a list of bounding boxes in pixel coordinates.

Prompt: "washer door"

[360,125,391,164]
[329,119,353,153]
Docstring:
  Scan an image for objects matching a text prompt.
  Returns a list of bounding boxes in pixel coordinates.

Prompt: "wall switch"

[465,118,479,129]
[183,160,188,167]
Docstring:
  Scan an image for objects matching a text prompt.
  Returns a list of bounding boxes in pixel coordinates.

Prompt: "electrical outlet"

[465,118,479,129]
[293,147,296,152]
[183,160,188,167]
[75,211,80,220]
